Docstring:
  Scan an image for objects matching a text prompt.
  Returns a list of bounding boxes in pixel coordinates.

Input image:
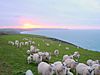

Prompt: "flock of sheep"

[8,37,100,75]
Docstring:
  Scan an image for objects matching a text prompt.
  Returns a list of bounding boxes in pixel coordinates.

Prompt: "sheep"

[67,68,74,75]
[28,40,32,45]
[87,59,100,66]
[76,63,94,75]
[91,64,100,75]
[27,55,33,64]
[25,70,34,75]
[15,42,19,48]
[26,50,31,55]
[63,58,78,69]
[53,61,68,75]
[25,42,29,46]
[22,38,28,40]
[38,52,45,56]
[34,48,40,53]
[15,40,19,44]
[8,41,14,46]
[8,41,12,44]
[65,47,69,50]
[62,55,73,62]
[32,53,42,64]
[73,51,80,61]
[19,42,24,47]
[73,51,80,59]
[59,44,61,46]
[63,55,68,61]
[46,43,50,46]
[32,41,35,45]
[38,62,54,75]
[11,42,15,46]
[42,52,51,62]
[30,45,36,53]
[87,59,93,66]
[21,42,24,45]
[95,60,100,64]
[54,49,59,56]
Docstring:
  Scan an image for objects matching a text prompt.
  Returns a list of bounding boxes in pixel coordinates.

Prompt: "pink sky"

[0,25,100,30]
[0,17,100,30]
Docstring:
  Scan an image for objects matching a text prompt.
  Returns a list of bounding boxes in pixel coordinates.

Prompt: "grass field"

[0,34,100,75]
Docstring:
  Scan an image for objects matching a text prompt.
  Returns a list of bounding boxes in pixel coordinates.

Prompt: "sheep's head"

[62,63,68,75]
[87,67,94,74]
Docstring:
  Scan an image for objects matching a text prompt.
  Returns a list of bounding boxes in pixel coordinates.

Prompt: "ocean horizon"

[21,29,100,52]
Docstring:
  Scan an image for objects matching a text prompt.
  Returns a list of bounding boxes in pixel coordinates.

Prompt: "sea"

[21,29,100,52]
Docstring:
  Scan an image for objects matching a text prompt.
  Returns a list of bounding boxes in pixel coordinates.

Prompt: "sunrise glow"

[21,23,36,29]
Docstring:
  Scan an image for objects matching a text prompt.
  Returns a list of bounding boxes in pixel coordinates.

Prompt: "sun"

[22,23,35,29]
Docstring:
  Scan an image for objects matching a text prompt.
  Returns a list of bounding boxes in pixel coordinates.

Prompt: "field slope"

[0,34,100,75]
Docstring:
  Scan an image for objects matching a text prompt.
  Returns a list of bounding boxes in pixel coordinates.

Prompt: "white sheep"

[20,42,24,45]
[54,49,59,56]
[8,41,12,44]
[22,38,28,40]
[63,58,78,69]
[27,50,31,55]
[87,59,100,66]
[91,64,100,75]
[73,51,80,59]
[38,62,54,75]
[25,42,29,46]
[31,41,35,45]
[19,42,24,47]
[32,53,42,64]
[11,42,15,46]
[34,48,40,53]
[95,60,100,64]
[28,40,32,45]
[65,47,69,50]
[62,55,73,62]
[42,52,51,62]
[59,44,61,46]
[25,70,34,75]
[87,59,93,66]
[15,42,19,48]
[46,43,50,46]
[15,40,19,44]
[27,55,33,64]
[76,63,94,75]
[38,52,45,56]
[30,45,36,53]
[53,61,68,75]
[8,41,14,46]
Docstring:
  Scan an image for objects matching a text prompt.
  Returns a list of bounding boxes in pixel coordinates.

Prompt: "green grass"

[0,34,100,75]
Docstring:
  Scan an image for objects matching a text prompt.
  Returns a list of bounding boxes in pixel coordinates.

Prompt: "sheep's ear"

[62,62,68,67]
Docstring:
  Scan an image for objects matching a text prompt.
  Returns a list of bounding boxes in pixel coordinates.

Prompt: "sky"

[0,0,100,29]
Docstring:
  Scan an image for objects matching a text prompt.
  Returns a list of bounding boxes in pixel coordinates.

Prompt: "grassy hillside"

[0,34,100,75]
